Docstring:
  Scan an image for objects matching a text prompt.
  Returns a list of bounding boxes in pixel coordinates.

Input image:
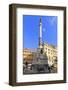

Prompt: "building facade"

[23,43,57,66]
[44,43,57,66]
[23,48,33,64]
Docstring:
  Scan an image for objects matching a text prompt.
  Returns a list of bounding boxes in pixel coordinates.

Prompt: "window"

[48,52,50,54]
[48,49,50,51]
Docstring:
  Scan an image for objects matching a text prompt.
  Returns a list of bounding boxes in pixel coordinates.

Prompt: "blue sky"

[23,15,57,48]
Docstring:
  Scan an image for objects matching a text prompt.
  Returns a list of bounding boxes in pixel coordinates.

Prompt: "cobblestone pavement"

[23,66,57,75]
